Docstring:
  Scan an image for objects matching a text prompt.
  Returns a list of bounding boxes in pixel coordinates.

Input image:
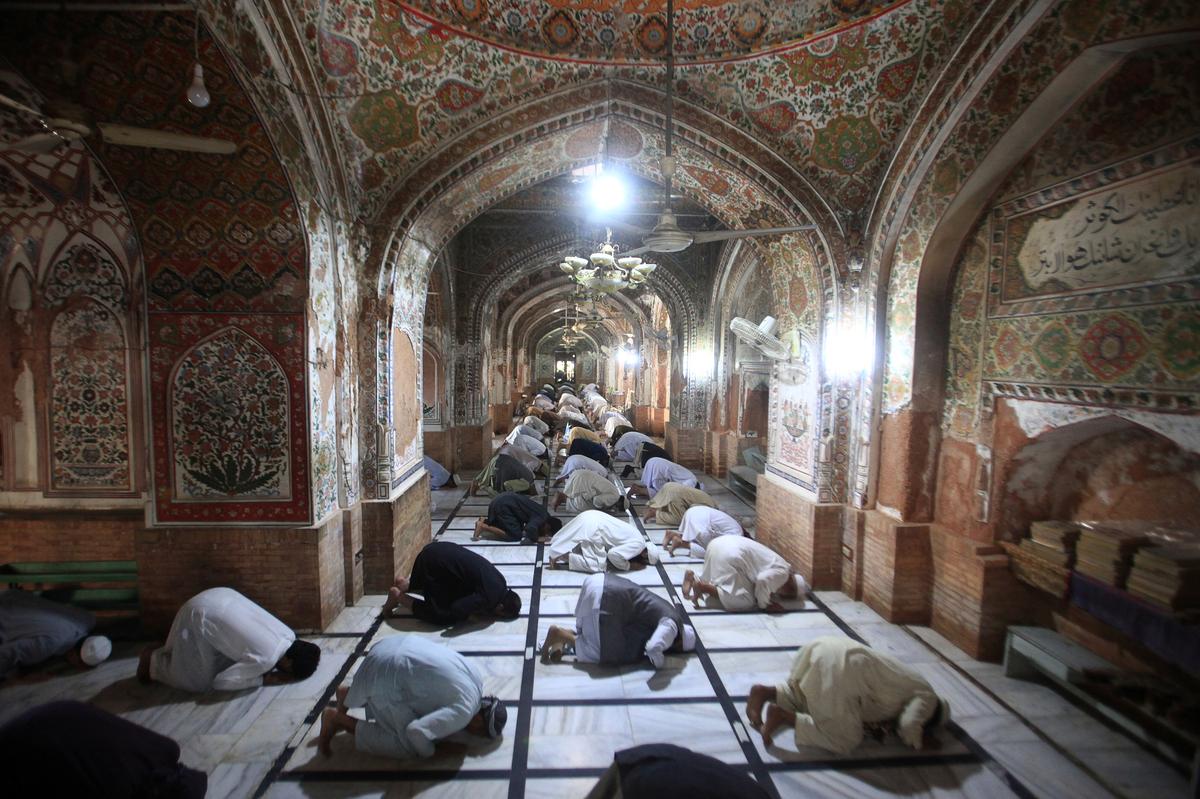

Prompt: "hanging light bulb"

[187,63,210,108]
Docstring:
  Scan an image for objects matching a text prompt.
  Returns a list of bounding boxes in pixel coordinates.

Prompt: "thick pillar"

[664,423,705,469]
[361,474,432,594]
[861,510,932,624]
[755,473,843,590]
[135,513,347,635]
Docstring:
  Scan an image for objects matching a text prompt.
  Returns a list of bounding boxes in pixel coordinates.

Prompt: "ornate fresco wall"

[942,43,1200,449]
[2,12,313,524]
[0,72,143,501]
[878,0,1199,414]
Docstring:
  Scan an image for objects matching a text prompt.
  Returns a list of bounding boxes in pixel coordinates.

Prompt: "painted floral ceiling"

[271,0,980,226]
[401,0,892,63]
[0,0,982,240]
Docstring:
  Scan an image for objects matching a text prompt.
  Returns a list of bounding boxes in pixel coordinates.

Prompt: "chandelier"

[559,229,657,295]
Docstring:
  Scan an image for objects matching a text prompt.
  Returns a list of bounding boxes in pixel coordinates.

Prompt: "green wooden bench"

[2,560,139,613]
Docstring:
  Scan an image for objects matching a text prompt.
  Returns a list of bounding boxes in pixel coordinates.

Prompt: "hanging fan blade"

[619,246,652,258]
[691,225,817,244]
[98,123,236,154]
[0,91,44,120]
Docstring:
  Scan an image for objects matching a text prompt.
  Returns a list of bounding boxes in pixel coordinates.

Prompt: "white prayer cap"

[80,635,112,666]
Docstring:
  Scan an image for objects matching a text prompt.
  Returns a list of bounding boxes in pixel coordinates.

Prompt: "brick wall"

[361,474,432,594]
[861,510,931,623]
[929,525,1033,660]
[841,508,867,599]
[342,506,363,605]
[754,473,843,590]
[876,408,938,521]
[665,424,705,469]
[135,525,334,635]
[423,430,451,471]
[704,431,737,477]
[0,510,139,562]
[452,424,492,471]
[490,403,512,436]
[316,513,346,628]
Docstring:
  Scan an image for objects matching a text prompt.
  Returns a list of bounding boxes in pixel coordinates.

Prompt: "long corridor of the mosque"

[2,0,1199,797]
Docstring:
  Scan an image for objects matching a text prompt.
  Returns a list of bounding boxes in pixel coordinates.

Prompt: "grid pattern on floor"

[252,441,1037,798]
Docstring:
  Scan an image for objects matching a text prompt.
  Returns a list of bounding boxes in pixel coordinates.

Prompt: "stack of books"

[1075,524,1149,587]
[1020,520,1081,568]
[1126,545,1200,612]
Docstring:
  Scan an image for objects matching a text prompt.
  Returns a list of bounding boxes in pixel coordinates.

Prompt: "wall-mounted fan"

[730,315,792,361]
[617,1,815,258]
[0,91,236,155]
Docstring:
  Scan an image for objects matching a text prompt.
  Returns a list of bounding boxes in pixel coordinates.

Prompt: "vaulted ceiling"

[251,0,981,228]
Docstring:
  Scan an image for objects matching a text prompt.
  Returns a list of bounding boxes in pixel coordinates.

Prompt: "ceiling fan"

[0,91,237,156]
[616,0,815,258]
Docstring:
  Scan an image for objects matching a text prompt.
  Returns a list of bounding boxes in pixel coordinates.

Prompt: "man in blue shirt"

[318,636,507,760]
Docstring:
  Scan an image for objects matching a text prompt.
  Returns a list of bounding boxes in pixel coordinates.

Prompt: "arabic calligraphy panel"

[995,156,1200,312]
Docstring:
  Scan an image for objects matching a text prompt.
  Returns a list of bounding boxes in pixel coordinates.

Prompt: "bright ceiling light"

[619,349,639,367]
[588,170,627,213]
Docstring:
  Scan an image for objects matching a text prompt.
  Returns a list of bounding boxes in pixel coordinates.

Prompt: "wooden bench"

[729,446,766,501]
[2,560,139,613]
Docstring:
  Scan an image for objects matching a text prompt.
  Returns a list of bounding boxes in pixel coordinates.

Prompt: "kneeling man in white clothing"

[663,506,744,558]
[682,536,804,612]
[138,587,321,692]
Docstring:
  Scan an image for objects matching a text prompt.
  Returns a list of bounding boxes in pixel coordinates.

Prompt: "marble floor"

[0,440,1189,799]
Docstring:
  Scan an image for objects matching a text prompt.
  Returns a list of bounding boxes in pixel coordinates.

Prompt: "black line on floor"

[901,626,1112,799]
[433,488,472,539]
[507,544,545,799]
[252,614,385,798]
[813,599,1040,799]
[761,752,981,772]
[621,482,782,799]
[277,766,615,782]
[528,696,726,707]
[805,591,867,644]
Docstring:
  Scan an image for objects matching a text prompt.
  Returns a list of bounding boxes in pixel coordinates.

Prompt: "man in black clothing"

[381,542,521,625]
[584,744,769,799]
[620,441,669,478]
[473,491,563,543]
[0,701,207,798]
[567,436,611,468]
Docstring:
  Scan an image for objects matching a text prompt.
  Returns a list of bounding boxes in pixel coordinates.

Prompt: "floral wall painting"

[767,338,821,493]
[48,302,133,493]
[169,327,292,502]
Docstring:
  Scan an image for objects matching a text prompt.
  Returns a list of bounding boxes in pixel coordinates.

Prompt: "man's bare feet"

[318,707,338,757]
[540,625,571,664]
[473,517,485,540]
[761,703,791,747]
[335,684,349,714]
[381,586,403,617]
[681,570,696,601]
[467,480,478,497]
[746,684,774,730]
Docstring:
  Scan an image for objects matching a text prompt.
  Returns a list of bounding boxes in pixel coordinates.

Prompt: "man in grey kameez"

[540,574,696,668]
[319,635,507,759]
